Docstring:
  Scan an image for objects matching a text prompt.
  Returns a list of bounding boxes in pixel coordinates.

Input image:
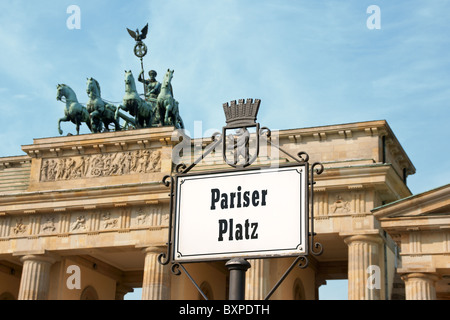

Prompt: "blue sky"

[0,0,448,195]
[0,1,449,299]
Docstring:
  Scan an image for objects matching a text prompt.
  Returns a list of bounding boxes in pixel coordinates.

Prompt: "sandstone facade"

[0,120,447,300]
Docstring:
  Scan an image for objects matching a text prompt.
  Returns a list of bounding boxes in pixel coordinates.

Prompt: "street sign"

[173,164,308,262]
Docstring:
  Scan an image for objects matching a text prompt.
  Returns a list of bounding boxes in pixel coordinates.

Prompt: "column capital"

[401,272,440,300]
[342,233,384,245]
[20,253,58,265]
[141,245,167,255]
[401,272,440,283]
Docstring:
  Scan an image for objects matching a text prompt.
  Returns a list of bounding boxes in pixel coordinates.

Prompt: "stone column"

[344,234,384,300]
[245,259,269,300]
[18,254,56,300]
[402,273,439,300]
[141,246,170,300]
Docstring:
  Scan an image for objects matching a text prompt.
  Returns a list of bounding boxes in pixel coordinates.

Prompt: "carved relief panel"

[0,204,169,240]
[330,194,351,214]
[313,190,368,218]
[40,149,161,182]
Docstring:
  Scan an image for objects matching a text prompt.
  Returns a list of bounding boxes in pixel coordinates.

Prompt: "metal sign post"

[226,258,251,300]
[158,99,323,300]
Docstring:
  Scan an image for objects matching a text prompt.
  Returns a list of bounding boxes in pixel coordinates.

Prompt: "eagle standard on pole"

[126,23,149,97]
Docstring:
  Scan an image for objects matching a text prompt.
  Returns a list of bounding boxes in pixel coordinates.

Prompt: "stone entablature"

[0,203,169,239]
[0,203,170,263]
[0,120,429,300]
[0,127,175,256]
[185,120,415,188]
[279,120,415,179]
[0,182,168,216]
[21,127,174,192]
[373,184,450,299]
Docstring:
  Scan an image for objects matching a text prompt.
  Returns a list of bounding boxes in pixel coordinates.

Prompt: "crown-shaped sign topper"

[221,98,261,168]
[223,98,261,128]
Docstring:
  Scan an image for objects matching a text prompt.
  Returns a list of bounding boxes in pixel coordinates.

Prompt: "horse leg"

[159,104,166,126]
[115,105,123,120]
[87,119,94,133]
[103,121,110,132]
[85,112,94,133]
[75,120,81,135]
[114,118,121,131]
[134,113,141,129]
[146,110,153,128]
[155,101,162,126]
[150,102,158,127]
[176,114,185,129]
[58,116,69,135]
[143,102,152,128]
[90,111,100,133]
[165,102,171,125]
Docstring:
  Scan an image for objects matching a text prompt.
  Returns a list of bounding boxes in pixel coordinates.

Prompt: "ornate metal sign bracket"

[158,99,324,300]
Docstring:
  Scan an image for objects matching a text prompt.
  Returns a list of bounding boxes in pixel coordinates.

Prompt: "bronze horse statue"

[156,69,184,129]
[56,84,92,135]
[115,70,154,128]
[86,77,127,132]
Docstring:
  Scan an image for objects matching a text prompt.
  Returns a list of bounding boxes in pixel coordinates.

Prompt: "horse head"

[57,84,73,101]
[162,69,174,88]
[124,70,136,91]
[56,83,78,103]
[56,84,64,101]
[86,77,101,98]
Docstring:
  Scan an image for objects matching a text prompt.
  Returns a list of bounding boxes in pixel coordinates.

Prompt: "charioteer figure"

[138,69,161,100]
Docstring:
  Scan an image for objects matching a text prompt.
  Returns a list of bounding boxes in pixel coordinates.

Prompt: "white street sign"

[173,165,308,262]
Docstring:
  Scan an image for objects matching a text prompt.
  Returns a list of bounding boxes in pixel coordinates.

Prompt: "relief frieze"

[40,149,161,181]
[101,212,118,229]
[330,195,351,214]
[41,216,56,233]
[13,218,27,235]
[71,215,87,231]
[0,205,169,239]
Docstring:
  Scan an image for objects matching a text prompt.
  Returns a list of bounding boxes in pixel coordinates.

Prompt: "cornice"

[279,120,415,175]
[21,127,175,159]
[315,163,411,196]
[279,119,390,137]
[0,155,31,167]
[372,184,450,219]
[190,119,416,177]
[0,181,169,215]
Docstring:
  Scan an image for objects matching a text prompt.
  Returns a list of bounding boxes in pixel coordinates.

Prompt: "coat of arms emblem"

[222,98,261,168]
